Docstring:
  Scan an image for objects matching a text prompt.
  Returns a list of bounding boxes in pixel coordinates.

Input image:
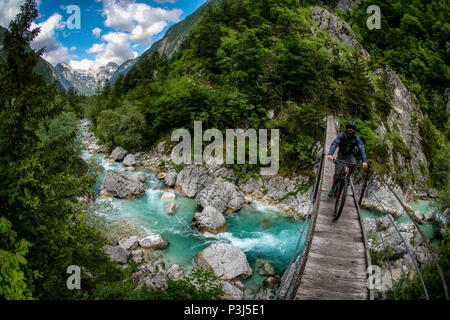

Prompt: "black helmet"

[346,120,356,130]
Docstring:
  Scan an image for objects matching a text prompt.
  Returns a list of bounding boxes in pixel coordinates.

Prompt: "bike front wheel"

[333,180,348,222]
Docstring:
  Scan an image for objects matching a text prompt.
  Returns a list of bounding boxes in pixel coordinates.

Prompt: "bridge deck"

[294,116,369,300]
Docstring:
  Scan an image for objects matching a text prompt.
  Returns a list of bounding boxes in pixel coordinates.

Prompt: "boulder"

[196,178,244,213]
[164,202,178,215]
[132,172,146,182]
[175,165,213,197]
[192,206,227,234]
[161,189,176,201]
[110,146,128,161]
[412,211,426,223]
[99,170,145,199]
[194,243,252,281]
[103,245,130,264]
[164,170,177,187]
[123,154,136,167]
[118,236,139,251]
[139,235,168,250]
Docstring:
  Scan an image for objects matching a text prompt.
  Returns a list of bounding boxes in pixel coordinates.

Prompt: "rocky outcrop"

[192,206,227,234]
[196,178,244,213]
[363,217,432,270]
[194,243,252,281]
[311,6,369,59]
[238,174,311,217]
[175,165,214,197]
[99,170,145,199]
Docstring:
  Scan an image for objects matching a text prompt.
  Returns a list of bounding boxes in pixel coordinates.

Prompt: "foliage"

[96,100,147,152]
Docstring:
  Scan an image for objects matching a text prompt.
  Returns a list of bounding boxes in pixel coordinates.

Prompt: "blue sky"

[0,0,208,69]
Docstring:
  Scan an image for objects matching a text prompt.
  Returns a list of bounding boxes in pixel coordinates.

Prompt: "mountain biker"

[327,120,368,198]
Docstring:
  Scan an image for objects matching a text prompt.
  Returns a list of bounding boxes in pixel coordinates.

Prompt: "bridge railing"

[352,168,449,300]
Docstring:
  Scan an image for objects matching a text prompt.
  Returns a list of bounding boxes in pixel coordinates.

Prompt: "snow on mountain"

[55,62,119,96]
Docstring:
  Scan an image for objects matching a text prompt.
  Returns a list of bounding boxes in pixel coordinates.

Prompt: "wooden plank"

[300,275,368,293]
[296,284,367,300]
[303,260,367,279]
[313,230,363,242]
[307,252,366,269]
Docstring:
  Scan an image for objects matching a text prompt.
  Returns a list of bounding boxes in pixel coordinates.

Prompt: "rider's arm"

[328,133,343,156]
[356,135,368,163]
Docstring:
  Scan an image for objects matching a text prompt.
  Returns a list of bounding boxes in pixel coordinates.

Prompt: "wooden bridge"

[277,115,372,300]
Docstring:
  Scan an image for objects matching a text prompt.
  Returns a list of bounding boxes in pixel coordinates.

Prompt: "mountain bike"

[331,159,362,222]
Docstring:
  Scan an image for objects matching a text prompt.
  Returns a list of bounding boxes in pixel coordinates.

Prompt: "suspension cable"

[369,188,430,300]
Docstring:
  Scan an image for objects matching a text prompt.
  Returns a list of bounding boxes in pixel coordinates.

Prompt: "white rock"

[192,206,227,234]
[194,243,252,281]
[161,189,176,201]
[110,146,128,161]
[123,154,136,167]
[118,236,139,251]
[139,235,168,250]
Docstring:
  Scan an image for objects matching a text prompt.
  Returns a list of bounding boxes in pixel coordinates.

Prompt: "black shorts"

[333,154,356,180]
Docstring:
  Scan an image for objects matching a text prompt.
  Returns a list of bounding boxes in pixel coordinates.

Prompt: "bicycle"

[330,159,362,222]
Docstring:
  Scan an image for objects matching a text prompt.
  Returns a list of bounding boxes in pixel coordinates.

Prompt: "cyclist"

[327,120,368,198]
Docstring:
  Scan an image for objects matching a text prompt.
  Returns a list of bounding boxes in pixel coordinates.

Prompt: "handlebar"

[332,158,363,168]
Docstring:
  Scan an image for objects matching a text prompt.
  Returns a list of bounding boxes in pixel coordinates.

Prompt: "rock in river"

[192,206,227,234]
[110,146,128,161]
[194,243,252,281]
[99,170,145,199]
[195,178,244,213]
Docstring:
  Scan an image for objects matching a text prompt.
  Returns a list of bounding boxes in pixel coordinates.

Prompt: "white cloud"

[101,0,182,43]
[0,0,25,28]
[30,13,71,66]
[69,59,96,70]
[92,27,102,37]
[87,43,105,53]
[70,46,77,52]
[71,31,137,70]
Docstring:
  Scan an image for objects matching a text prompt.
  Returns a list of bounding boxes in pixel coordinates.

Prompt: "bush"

[96,101,147,152]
